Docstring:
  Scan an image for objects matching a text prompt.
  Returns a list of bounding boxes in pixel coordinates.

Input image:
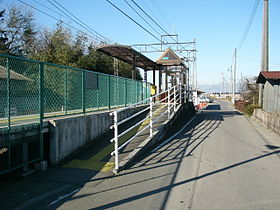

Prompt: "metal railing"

[110,84,188,172]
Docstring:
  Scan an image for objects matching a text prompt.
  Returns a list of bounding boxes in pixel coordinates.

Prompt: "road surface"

[16,100,280,209]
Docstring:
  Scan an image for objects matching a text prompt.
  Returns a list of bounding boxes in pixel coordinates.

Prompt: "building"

[256,71,280,114]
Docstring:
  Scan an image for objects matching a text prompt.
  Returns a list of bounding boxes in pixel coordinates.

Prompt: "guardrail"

[110,84,188,172]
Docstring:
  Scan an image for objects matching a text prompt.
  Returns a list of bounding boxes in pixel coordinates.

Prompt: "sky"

[1,0,280,87]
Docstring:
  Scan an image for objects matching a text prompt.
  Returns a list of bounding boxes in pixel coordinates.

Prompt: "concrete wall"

[252,108,280,136]
[49,106,147,165]
[0,122,49,142]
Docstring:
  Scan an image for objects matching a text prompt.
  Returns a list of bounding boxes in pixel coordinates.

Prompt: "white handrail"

[112,115,150,142]
[110,84,187,172]
[111,123,150,156]
[117,106,150,126]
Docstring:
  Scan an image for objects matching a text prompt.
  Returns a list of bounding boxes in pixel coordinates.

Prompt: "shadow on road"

[70,108,280,210]
[46,106,280,210]
[5,104,278,209]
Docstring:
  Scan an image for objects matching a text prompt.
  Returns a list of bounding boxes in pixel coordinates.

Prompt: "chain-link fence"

[0,54,151,175]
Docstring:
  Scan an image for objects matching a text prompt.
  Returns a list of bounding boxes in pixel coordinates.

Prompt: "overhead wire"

[18,0,94,37]
[19,0,110,43]
[131,0,196,57]
[105,0,162,42]
[138,0,168,32]
[123,0,162,38]
[47,0,111,43]
[238,0,261,50]
[31,0,69,20]
[229,0,261,80]
[238,56,280,66]
[128,0,192,57]
[149,0,172,32]
[129,0,169,38]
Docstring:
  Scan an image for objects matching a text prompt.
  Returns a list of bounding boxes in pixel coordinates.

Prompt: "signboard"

[85,72,98,90]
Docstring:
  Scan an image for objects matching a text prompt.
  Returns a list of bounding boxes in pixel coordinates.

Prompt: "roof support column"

[153,67,156,86]
[144,70,147,82]
[158,67,162,94]
[165,67,168,91]
[132,55,136,80]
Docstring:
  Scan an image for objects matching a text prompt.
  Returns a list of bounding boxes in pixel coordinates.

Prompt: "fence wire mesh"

[0,54,151,174]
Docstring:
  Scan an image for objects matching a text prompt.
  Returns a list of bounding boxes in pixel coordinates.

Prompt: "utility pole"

[259,0,269,107]
[232,48,237,104]
[261,0,269,72]
[221,72,225,98]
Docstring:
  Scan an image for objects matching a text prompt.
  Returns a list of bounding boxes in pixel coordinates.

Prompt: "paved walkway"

[1,100,279,210]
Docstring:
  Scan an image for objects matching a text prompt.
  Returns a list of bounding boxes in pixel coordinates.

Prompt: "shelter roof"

[95,44,160,70]
[156,48,188,69]
[156,48,181,65]
[256,71,280,84]
[0,66,32,81]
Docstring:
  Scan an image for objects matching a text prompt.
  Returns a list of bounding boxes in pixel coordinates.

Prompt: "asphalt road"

[15,100,280,210]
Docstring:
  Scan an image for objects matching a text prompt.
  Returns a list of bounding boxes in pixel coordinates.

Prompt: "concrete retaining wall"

[252,108,280,136]
[49,106,147,165]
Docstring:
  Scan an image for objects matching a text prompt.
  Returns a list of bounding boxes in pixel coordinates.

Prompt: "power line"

[47,0,111,43]
[129,0,169,36]
[123,0,162,37]
[31,0,68,18]
[238,0,261,50]
[105,0,161,42]
[18,0,104,42]
[149,0,172,32]
[129,0,191,56]
[138,0,168,32]
[238,56,280,66]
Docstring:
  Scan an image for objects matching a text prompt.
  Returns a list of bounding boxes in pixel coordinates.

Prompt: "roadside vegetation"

[235,76,260,116]
[0,5,142,80]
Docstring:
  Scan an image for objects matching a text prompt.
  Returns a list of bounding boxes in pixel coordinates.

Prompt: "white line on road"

[151,116,196,153]
[15,185,72,210]
[48,188,80,206]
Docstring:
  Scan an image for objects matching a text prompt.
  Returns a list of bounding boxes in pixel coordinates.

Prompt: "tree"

[32,23,74,66]
[0,9,9,54]
[240,76,259,105]
[1,6,37,56]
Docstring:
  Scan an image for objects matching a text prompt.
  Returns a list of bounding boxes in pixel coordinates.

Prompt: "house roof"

[256,71,280,84]
[0,66,33,81]
[95,44,161,70]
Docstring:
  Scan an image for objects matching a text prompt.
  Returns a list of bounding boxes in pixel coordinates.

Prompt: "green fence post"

[82,70,86,114]
[136,81,138,103]
[142,82,144,101]
[39,62,44,161]
[6,57,11,169]
[64,69,68,114]
[108,75,111,110]
[117,77,119,107]
[125,79,127,107]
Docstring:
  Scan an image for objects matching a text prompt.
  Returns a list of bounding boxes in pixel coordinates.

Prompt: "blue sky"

[2,0,280,86]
